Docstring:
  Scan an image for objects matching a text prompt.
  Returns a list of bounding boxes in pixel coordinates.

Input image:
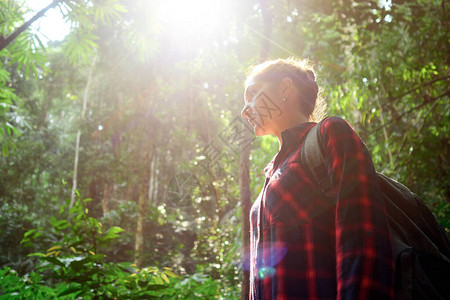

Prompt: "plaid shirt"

[249,117,394,300]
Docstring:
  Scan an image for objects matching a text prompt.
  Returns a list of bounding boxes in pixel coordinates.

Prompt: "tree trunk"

[148,152,158,203]
[134,150,155,267]
[70,54,97,208]
[376,97,393,168]
[102,182,112,216]
[240,141,252,300]
[134,183,147,267]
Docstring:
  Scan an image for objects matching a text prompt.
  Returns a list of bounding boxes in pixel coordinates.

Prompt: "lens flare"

[241,245,288,280]
[258,267,276,279]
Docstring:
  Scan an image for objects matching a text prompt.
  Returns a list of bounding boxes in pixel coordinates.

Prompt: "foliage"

[164,273,222,299]
[1,198,180,299]
[0,268,64,299]
[0,0,127,155]
[0,202,33,271]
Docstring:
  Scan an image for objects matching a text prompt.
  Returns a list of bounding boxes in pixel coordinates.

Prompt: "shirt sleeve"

[321,117,394,299]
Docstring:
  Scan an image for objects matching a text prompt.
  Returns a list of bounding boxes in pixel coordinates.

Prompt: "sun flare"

[154,0,230,39]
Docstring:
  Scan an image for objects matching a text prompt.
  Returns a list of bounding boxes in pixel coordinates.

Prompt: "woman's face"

[241,77,284,137]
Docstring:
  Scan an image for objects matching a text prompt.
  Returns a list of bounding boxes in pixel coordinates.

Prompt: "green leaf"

[107,226,125,235]
[52,219,69,230]
[57,286,82,297]
[85,254,105,262]
[104,285,118,297]
[160,273,170,284]
[69,259,87,272]
[41,256,66,268]
[27,252,45,257]
[2,143,9,157]
[145,284,168,291]
[62,29,98,66]
[153,276,164,285]
[93,0,127,24]
[23,229,36,238]
[163,269,182,279]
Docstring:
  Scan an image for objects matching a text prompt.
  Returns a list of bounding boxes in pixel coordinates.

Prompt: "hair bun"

[306,69,315,81]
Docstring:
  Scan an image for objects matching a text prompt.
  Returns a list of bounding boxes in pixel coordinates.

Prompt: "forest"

[0,0,448,299]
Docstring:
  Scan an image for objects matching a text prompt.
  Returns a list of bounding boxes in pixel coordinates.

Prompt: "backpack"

[301,120,450,300]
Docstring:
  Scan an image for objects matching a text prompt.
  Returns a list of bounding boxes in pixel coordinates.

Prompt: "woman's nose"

[241,104,251,118]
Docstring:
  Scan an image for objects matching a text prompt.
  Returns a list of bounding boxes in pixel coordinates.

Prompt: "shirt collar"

[264,121,316,177]
[280,121,316,148]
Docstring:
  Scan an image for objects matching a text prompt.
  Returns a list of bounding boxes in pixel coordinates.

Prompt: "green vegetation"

[1,0,448,298]
[2,198,181,299]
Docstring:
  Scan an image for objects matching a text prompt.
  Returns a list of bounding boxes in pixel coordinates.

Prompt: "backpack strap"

[301,119,333,197]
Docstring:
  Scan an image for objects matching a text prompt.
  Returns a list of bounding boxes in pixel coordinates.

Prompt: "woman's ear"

[280,77,294,98]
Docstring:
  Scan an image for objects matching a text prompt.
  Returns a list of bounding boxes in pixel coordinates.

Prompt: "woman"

[241,58,394,299]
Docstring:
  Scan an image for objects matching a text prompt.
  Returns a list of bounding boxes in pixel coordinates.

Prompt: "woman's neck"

[276,115,309,150]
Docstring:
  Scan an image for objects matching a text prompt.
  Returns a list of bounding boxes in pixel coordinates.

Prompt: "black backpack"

[301,120,450,300]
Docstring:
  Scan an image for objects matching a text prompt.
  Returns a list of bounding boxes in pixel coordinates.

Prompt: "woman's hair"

[245,57,326,122]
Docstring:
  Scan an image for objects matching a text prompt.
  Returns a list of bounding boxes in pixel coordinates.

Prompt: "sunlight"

[25,0,70,42]
[154,0,230,39]
[23,0,230,45]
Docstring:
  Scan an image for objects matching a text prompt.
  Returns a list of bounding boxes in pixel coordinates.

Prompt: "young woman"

[241,58,394,299]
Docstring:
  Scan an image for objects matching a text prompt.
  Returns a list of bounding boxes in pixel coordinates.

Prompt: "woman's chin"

[254,126,267,137]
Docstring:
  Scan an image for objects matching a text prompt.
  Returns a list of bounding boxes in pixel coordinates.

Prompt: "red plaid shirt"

[249,117,394,300]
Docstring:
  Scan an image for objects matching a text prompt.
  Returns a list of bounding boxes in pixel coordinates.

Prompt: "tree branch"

[390,75,449,102]
[370,90,449,134]
[399,100,440,153]
[0,0,65,52]
[70,53,98,208]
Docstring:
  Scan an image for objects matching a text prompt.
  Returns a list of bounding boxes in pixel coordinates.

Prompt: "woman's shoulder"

[315,116,362,146]
[318,116,353,132]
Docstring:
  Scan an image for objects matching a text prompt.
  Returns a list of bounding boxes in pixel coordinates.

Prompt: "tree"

[0,0,126,156]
